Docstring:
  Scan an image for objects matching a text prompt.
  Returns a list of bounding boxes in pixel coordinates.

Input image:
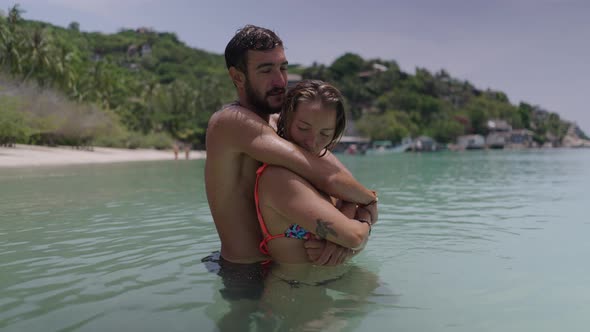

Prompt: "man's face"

[243,47,288,115]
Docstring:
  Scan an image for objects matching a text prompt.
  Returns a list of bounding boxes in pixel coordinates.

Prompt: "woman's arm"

[304,199,378,265]
[260,166,371,250]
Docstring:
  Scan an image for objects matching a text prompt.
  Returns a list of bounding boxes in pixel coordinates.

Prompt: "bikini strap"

[255,163,283,256]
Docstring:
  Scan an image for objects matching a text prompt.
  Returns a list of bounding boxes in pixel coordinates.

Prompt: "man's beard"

[244,80,285,115]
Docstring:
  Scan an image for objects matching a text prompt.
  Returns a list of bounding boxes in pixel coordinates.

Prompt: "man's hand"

[304,236,353,266]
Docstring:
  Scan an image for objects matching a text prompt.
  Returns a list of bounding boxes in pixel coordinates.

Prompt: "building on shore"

[484,129,534,149]
[485,119,511,149]
[486,132,507,149]
[410,136,440,152]
[507,129,534,148]
[457,135,485,150]
[482,119,534,149]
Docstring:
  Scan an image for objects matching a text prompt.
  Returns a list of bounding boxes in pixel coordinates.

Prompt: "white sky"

[5,0,589,132]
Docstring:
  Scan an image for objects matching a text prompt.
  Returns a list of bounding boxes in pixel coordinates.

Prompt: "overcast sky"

[5,0,589,132]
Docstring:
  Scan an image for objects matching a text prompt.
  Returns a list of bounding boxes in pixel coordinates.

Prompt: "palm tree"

[0,5,24,75]
[139,79,161,132]
[89,60,121,110]
[52,38,80,94]
[7,5,23,28]
[0,15,11,63]
[21,27,55,85]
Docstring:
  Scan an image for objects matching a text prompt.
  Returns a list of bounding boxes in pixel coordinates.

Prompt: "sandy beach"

[0,144,206,168]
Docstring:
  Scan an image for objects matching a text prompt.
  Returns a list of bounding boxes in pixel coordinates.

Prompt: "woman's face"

[288,101,337,156]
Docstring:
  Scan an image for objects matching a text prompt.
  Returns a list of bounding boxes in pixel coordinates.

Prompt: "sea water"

[1,149,589,331]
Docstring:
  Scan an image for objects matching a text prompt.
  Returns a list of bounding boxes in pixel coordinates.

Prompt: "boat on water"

[364,138,413,154]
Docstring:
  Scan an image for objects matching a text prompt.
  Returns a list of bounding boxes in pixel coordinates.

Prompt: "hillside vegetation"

[1,5,584,148]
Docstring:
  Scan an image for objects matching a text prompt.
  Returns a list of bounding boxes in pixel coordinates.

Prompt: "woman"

[254,80,379,330]
[255,80,377,275]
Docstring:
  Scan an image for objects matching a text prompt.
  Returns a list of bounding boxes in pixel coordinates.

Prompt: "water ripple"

[2,152,589,331]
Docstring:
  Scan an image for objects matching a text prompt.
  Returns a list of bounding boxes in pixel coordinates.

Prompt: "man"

[205,25,377,268]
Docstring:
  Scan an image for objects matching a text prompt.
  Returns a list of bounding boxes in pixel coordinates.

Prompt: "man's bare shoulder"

[209,103,265,128]
[206,103,276,156]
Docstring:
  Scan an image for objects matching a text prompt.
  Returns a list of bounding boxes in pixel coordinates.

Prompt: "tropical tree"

[68,21,79,32]
[52,37,81,94]
[330,52,365,80]
[21,27,55,85]
[85,60,122,109]
[301,62,331,81]
[426,116,465,143]
[138,79,161,132]
[0,4,24,75]
[357,110,417,142]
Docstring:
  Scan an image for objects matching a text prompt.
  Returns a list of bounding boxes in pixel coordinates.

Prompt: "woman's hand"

[304,236,353,266]
[359,201,378,225]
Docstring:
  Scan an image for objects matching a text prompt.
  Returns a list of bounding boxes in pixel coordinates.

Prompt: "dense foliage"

[0,4,580,148]
[301,54,575,144]
[0,5,232,148]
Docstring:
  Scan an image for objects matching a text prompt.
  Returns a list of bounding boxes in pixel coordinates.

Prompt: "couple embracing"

[204,25,379,297]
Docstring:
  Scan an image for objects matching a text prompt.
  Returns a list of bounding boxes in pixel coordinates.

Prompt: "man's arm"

[208,105,375,204]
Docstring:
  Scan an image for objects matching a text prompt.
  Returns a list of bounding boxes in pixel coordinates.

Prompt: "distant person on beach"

[173,141,191,160]
[173,142,180,160]
[184,143,190,160]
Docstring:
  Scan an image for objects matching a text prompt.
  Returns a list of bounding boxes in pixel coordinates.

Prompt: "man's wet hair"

[224,25,283,74]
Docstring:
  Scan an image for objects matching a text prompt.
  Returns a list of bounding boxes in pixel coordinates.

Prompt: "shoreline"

[0,144,206,168]
[3,142,587,169]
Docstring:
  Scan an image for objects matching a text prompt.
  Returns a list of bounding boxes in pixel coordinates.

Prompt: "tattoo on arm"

[315,219,338,239]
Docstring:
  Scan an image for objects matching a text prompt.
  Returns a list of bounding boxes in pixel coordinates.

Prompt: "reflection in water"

[257,263,385,331]
[203,250,394,332]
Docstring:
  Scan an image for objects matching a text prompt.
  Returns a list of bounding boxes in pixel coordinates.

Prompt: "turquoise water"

[1,150,589,331]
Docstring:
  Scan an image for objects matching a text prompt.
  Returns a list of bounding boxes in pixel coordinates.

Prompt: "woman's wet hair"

[277,80,346,157]
[224,25,283,74]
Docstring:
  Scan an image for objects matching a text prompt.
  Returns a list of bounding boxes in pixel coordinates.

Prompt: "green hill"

[1,4,584,149]
[300,53,582,145]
